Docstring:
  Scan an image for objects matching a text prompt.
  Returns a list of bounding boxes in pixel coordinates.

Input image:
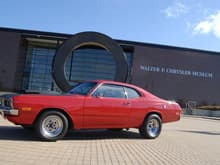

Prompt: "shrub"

[196,106,220,111]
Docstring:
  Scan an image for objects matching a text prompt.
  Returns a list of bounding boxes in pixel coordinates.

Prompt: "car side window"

[92,84,126,98]
[125,87,141,99]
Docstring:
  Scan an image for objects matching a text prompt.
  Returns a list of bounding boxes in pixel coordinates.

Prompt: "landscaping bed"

[183,106,220,117]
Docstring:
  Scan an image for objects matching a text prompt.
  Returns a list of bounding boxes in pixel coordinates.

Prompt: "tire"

[139,114,162,139]
[35,111,69,141]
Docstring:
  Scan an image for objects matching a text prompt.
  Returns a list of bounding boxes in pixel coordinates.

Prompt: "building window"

[65,48,116,85]
[22,41,59,93]
[22,40,133,93]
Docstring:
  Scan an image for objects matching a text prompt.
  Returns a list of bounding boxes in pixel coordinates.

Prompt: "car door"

[124,87,147,127]
[83,84,131,128]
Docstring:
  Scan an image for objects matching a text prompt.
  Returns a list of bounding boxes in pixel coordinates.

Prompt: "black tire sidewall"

[35,111,69,141]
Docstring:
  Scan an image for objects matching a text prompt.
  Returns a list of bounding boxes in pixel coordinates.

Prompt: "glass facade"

[22,40,133,93]
[65,48,116,85]
[22,42,59,92]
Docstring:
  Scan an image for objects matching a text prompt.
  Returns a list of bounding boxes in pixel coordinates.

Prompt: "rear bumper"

[0,108,19,118]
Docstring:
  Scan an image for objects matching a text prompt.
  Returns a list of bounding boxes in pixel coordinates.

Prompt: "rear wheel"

[35,111,69,141]
[139,114,162,139]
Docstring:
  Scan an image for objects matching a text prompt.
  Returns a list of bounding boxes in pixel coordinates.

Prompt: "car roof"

[93,80,161,99]
[91,80,146,93]
[94,80,135,87]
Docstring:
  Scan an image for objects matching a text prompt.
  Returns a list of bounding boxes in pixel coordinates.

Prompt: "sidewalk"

[182,114,220,121]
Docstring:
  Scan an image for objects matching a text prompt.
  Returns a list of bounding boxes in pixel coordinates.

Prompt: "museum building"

[0,27,220,105]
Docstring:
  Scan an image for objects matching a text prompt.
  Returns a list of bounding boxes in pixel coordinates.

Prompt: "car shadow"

[0,126,38,141]
[64,129,142,140]
[0,126,143,141]
[178,130,220,136]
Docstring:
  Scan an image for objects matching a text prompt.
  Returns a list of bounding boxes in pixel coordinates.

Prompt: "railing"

[185,101,197,114]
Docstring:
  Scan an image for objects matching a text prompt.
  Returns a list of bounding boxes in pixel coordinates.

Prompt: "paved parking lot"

[0,116,220,165]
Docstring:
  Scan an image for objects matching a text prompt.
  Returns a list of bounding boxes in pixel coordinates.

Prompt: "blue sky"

[0,0,220,52]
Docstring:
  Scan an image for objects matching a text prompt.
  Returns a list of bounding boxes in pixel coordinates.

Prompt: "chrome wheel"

[139,114,162,139]
[147,118,160,137]
[41,115,64,138]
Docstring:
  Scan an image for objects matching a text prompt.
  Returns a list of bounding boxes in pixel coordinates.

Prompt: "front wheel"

[35,111,69,141]
[139,114,162,139]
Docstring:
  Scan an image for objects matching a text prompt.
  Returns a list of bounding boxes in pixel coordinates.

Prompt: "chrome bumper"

[0,108,19,118]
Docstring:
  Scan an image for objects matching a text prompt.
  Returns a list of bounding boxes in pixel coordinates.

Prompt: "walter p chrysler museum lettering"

[140,65,213,79]
[0,27,220,105]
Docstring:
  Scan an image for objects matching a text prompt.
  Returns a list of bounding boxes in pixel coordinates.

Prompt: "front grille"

[4,99,11,107]
[0,97,12,108]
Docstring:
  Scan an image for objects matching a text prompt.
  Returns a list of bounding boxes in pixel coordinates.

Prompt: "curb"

[182,114,220,121]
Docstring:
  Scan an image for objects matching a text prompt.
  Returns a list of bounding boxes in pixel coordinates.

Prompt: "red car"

[0,80,181,141]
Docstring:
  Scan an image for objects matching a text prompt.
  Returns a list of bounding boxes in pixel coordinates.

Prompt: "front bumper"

[0,107,19,118]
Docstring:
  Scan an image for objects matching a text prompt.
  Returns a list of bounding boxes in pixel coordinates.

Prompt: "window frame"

[67,82,98,96]
[91,83,127,99]
[124,86,141,99]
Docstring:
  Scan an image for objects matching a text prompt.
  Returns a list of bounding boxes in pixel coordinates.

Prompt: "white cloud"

[162,1,189,18]
[193,10,220,38]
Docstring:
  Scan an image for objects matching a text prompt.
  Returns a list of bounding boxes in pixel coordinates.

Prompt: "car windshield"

[67,82,97,95]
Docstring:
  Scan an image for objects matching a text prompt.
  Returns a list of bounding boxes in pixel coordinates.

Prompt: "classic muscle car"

[0,80,181,141]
